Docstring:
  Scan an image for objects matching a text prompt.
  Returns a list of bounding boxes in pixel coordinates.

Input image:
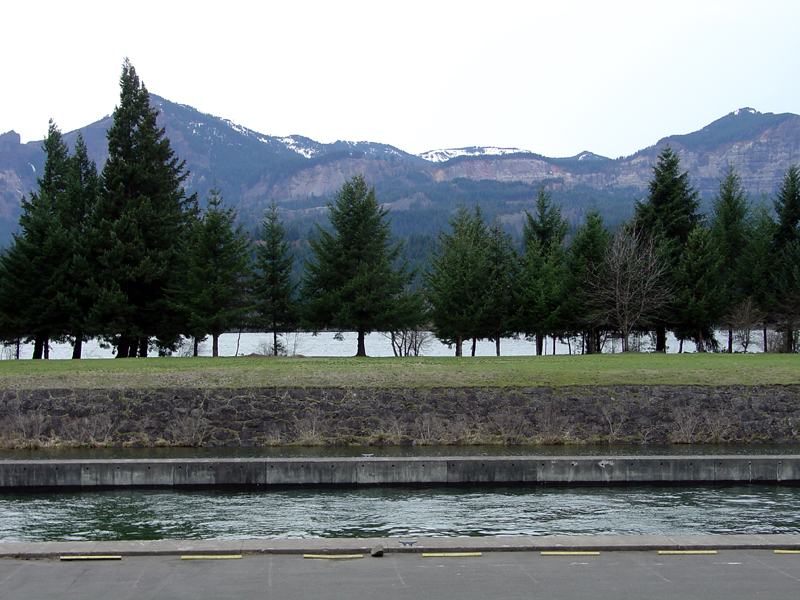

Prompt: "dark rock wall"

[1,386,799,447]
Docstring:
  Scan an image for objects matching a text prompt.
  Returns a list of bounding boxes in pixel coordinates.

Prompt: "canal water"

[2,483,799,542]
[0,328,762,359]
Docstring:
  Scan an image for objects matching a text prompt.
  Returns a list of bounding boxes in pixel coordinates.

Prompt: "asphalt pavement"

[2,542,800,600]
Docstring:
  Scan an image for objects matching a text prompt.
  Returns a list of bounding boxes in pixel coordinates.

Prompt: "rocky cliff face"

[2,104,800,244]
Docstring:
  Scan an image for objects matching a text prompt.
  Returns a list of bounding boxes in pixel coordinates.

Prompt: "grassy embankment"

[0,353,798,390]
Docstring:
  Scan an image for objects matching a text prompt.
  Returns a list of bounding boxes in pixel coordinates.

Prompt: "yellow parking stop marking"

[181,555,242,560]
[541,551,600,556]
[303,554,364,560]
[60,555,122,561]
[658,550,717,555]
[774,550,800,554]
[422,552,482,557]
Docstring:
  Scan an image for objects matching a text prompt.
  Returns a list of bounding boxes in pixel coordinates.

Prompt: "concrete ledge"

[2,456,800,489]
[1,534,799,558]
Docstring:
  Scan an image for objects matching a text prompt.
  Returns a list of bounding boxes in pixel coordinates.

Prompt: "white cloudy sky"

[2,0,799,159]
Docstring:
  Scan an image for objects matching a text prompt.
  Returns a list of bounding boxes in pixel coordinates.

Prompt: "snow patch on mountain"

[418,146,532,163]
[278,136,320,158]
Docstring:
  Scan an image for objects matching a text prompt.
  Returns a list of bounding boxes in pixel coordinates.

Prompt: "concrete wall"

[2,385,800,447]
[2,456,800,489]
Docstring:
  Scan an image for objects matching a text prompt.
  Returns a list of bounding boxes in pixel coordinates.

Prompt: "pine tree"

[425,204,491,357]
[301,174,419,357]
[566,210,612,353]
[634,145,701,351]
[772,165,800,351]
[738,205,777,351]
[57,133,101,358]
[773,165,800,249]
[91,59,197,357]
[673,227,725,351]
[482,220,518,356]
[0,120,72,359]
[710,165,750,352]
[179,186,251,357]
[251,201,298,356]
[517,187,569,355]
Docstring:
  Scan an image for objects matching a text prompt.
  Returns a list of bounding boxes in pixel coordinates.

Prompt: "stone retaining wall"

[1,385,800,448]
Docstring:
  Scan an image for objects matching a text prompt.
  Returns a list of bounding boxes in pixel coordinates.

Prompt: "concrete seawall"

[2,456,800,489]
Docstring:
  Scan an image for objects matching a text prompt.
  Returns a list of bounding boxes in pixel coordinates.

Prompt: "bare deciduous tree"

[588,226,672,352]
[726,297,766,353]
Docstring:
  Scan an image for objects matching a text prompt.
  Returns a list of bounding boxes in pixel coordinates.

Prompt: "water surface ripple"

[2,484,799,542]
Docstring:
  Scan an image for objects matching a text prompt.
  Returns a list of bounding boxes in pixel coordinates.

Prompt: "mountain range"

[2,100,800,249]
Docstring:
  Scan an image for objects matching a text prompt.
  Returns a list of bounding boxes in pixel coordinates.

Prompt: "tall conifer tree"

[0,120,72,358]
[634,145,701,351]
[301,174,419,357]
[91,59,196,357]
[710,165,750,352]
[251,201,298,356]
[179,186,251,357]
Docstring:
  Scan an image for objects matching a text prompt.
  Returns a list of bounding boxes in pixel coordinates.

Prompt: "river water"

[1,483,799,542]
[0,329,764,359]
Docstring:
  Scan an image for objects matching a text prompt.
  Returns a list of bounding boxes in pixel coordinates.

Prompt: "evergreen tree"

[673,227,725,351]
[482,220,518,356]
[566,210,612,353]
[179,186,251,357]
[516,187,568,355]
[525,186,569,250]
[301,174,420,357]
[773,165,800,249]
[90,59,197,357]
[772,165,800,351]
[425,205,492,356]
[57,133,101,358]
[0,120,72,358]
[738,205,777,350]
[710,166,750,352]
[251,201,299,356]
[634,145,701,350]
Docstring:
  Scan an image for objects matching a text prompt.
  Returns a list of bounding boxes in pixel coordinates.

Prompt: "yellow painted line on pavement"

[658,550,717,555]
[422,552,482,557]
[541,551,600,556]
[303,554,364,560]
[774,550,800,554]
[60,555,122,561]
[180,555,242,560]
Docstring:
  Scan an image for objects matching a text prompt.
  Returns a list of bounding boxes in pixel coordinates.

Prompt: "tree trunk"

[193,337,199,357]
[764,327,768,352]
[535,331,543,356]
[697,328,705,352]
[212,333,219,357]
[356,329,367,357]
[727,328,733,353]
[655,326,667,352]
[72,336,82,359]
[138,339,148,357]
[116,337,130,359]
[455,334,463,357]
[273,331,279,356]
[679,339,683,353]
[32,333,45,359]
[471,338,477,357]
[553,337,556,355]
[495,337,501,357]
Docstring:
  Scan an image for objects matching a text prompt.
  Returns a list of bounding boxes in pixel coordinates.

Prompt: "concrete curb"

[2,534,800,558]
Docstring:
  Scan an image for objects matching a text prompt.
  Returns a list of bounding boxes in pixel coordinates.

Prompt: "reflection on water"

[1,443,798,461]
[1,484,799,542]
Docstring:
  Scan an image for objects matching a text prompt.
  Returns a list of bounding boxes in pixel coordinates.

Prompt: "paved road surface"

[2,550,800,600]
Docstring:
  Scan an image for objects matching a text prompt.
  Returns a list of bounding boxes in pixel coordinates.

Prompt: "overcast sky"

[3,0,799,159]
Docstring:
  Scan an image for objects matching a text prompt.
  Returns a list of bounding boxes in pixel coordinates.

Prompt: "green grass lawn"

[0,353,798,390]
